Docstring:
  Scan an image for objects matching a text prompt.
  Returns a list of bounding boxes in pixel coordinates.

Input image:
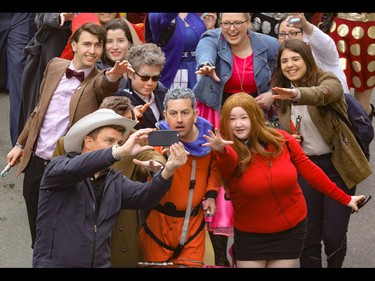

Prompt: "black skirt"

[233,218,307,261]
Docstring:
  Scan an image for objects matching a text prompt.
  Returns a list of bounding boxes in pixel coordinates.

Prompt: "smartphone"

[148,130,180,146]
[295,115,302,134]
[287,17,301,25]
[351,195,372,214]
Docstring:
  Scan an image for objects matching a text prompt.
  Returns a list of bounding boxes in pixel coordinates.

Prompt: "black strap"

[153,203,200,217]
[142,218,206,260]
[327,105,354,133]
[143,221,174,252]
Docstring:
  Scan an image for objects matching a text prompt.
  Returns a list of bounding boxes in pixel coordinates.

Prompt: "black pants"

[299,154,355,268]
[23,154,50,248]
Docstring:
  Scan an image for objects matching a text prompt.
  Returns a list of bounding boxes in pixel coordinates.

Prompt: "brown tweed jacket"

[16,57,120,176]
[277,72,372,189]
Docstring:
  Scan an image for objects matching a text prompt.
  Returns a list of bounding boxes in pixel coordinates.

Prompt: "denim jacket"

[193,28,279,112]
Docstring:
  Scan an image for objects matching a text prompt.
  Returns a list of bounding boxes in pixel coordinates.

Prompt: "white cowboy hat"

[64,108,138,153]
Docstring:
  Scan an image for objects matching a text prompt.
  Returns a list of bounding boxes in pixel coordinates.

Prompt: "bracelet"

[15,142,24,149]
[111,145,121,161]
[199,62,211,69]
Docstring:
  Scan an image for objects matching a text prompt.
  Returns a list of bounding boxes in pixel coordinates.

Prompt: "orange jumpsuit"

[140,150,221,267]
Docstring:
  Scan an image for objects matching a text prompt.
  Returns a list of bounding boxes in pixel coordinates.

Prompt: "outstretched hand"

[195,65,220,82]
[133,159,164,174]
[271,87,298,100]
[106,60,135,81]
[203,128,233,153]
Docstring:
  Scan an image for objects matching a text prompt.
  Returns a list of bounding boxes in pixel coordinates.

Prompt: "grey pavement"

[0,91,374,268]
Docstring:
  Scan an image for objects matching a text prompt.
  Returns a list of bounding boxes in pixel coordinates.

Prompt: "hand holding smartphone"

[287,17,301,25]
[351,195,372,214]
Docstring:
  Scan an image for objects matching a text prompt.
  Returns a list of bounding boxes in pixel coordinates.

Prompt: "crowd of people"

[0,12,373,268]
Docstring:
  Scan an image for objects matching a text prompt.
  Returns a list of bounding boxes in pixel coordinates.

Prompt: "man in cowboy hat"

[32,108,188,268]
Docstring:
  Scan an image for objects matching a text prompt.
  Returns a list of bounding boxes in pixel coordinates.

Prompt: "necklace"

[233,54,247,92]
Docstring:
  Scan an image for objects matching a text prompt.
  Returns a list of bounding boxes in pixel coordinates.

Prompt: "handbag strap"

[327,105,353,132]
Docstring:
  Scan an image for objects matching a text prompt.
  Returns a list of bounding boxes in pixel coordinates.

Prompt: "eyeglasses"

[134,71,161,82]
[220,20,248,29]
[278,30,302,39]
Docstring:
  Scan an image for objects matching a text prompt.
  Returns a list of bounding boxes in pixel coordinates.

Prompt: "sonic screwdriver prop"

[0,164,12,177]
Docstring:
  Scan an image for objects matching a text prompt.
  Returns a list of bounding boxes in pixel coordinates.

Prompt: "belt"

[181,51,196,58]
[32,153,51,165]
[153,202,200,217]
[308,153,332,160]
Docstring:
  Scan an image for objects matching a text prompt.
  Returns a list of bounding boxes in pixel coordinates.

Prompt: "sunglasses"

[134,71,161,82]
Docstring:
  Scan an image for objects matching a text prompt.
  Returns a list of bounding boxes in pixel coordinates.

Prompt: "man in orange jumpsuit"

[139,87,222,267]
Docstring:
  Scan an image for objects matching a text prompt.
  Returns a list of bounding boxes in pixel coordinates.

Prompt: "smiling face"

[229,106,251,141]
[280,48,307,82]
[105,28,130,62]
[219,13,251,47]
[71,30,103,69]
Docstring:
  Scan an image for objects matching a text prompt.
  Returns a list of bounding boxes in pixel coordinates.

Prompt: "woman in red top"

[202,93,365,268]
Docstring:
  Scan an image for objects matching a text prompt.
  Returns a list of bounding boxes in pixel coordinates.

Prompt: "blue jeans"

[298,153,355,268]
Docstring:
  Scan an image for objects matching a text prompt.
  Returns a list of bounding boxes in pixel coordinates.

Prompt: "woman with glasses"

[193,12,279,267]
[277,13,350,94]
[194,12,279,124]
[115,43,168,130]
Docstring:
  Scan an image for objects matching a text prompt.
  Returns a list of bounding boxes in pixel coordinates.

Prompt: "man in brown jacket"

[5,22,132,249]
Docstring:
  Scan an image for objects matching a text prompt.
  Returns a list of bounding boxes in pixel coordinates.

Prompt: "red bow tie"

[65,68,85,82]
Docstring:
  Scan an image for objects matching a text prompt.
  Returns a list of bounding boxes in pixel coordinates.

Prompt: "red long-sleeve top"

[216,130,351,233]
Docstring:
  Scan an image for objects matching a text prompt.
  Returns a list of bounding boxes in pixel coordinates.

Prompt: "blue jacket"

[32,148,172,268]
[193,28,279,112]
